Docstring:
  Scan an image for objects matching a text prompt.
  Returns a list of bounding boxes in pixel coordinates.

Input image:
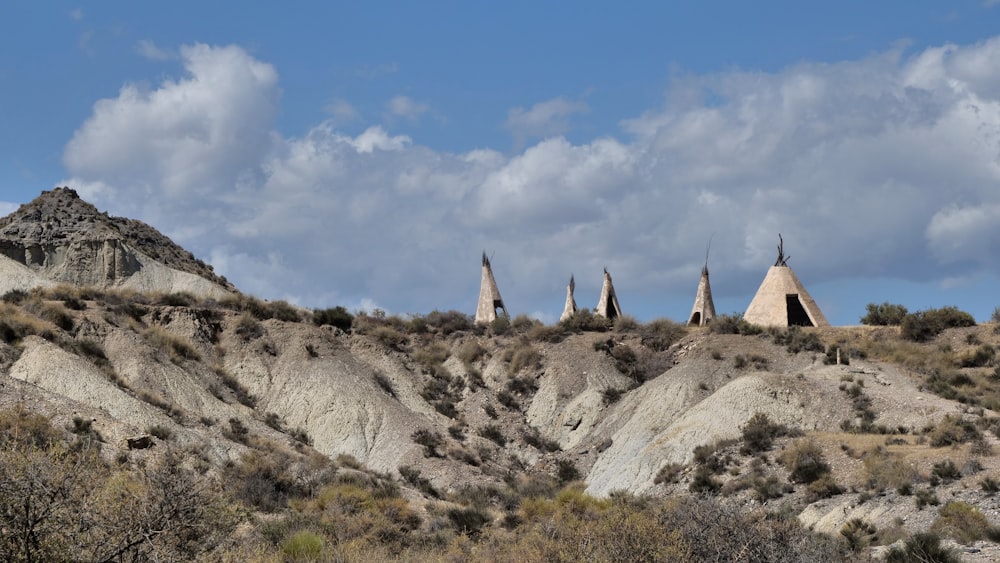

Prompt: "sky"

[2,2,1000,326]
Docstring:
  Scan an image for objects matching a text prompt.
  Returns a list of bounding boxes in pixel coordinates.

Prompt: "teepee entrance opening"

[690,312,701,325]
[785,294,813,327]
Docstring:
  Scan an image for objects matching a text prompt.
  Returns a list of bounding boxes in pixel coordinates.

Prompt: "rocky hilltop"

[0,187,233,297]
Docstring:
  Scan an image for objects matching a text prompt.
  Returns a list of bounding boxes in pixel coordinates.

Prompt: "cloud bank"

[63,39,1000,320]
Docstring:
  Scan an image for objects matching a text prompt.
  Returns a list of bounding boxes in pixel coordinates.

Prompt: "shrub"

[560,308,612,332]
[931,501,1000,544]
[931,460,961,482]
[447,507,492,536]
[982,476,1000,494]
[411,429,444,458]
[639,318,686,351]
[601,387,624,406]
[371,326,408,351]
[709,313,763,336]
[478,424,506,446]
[398,465,439,498]
[313,306,353,331]
[885,533,959,563]
[689,466,721,494]
[960,344,995,368]
[497,391,520,410]
[772,326,824,354]
[860,302,908,326]
[143,326,201,363]
[506,375,538,396]
[780,439,830,484]
[155,292,197,307]
[456,340,486,364]
[863,448,916,491]
[147,424,173,441]
[901,307,976,342]
[654,463,683,485]
[507,343,541,375]
[740,413,789,454]
[281,530,324,560]
[915,488,940,509]
[39,303,74,331]
[928,414,980,447]
[217,368,257,408]
[223,418,249,444]
[556,460,581,484]
[840,518,878,551]
[373,371,396,398]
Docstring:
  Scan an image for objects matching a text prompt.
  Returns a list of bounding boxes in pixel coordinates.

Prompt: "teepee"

[559,275,578,322]
[595,268,622,319]
[475,253,509,325]
[743,235,829,327]
[688,264,716,326]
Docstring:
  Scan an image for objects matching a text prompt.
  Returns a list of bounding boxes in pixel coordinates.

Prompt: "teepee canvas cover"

[743,236,828,327]
[688,264,716,326]
[595,268,622,319]
[559,275,578,322]
[475,253,509,325]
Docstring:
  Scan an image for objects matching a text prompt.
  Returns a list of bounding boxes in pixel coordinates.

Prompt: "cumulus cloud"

[62,39,1000,321]
[0,202,18,217]
[505,97,589,147]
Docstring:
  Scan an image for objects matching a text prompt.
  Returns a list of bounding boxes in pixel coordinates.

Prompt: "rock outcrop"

[0,187,233,297]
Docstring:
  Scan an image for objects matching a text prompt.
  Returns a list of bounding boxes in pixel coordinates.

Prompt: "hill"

[0,187,233,297]
[2,286,1000,559]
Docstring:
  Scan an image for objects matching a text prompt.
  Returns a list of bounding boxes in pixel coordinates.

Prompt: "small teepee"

[559,275,578,322]
[743,235,829,327]
[475,253,509,325]
[688,264,716,326]
[595,268,622,319]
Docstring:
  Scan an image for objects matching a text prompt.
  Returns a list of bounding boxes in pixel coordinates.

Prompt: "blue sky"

[2,1,1000,325]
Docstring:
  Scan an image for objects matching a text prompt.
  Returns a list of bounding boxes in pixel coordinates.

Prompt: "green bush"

[313,306,353,331]
[860,302,909,326]
[709,313,763,336]
[560,308,612,332]
[281,530,324,561]
[901,307,976,342]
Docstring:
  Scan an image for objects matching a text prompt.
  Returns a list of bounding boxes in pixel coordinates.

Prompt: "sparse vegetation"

[860,302,909,326]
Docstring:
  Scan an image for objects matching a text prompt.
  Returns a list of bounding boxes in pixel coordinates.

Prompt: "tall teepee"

[595,268,622,319]
[559,275,578,322]
[475,253,509,325]
[688,264,716,326]
[743,235,829,327]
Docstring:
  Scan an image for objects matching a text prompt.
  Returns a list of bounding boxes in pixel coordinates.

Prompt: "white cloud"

[136,40,172,61]
[0,202,18,217]
[324,98,359,123]
[61,39,1000,321]
[385,96,429,120]
[505,97,589,147]
[69,8,83,21]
